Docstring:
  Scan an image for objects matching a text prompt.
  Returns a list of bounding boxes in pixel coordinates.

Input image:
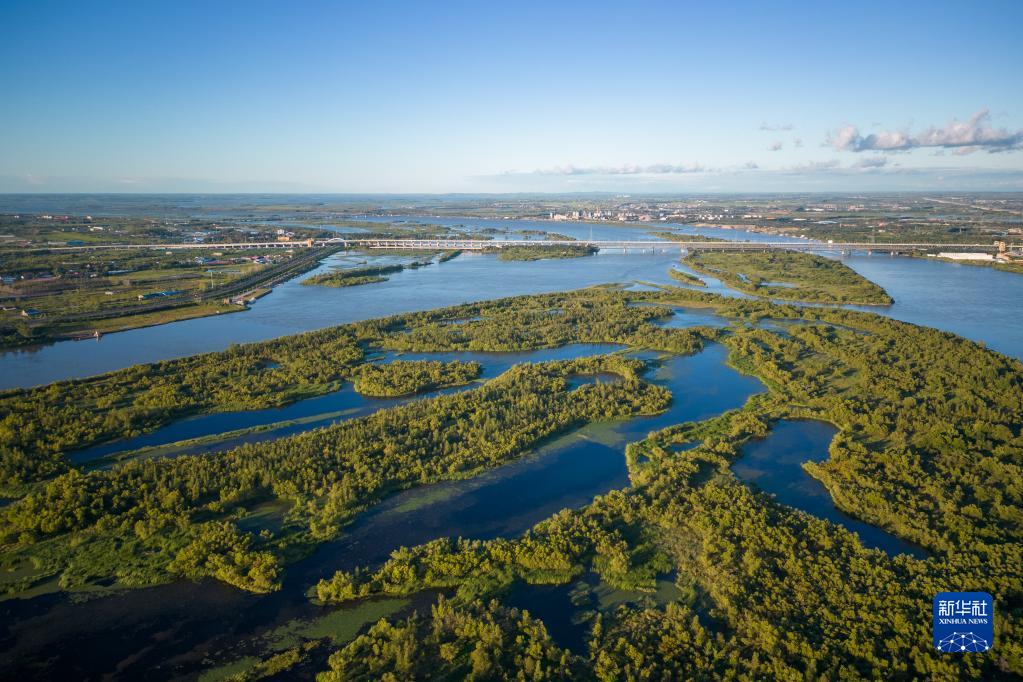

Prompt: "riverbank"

[0,246,341,351]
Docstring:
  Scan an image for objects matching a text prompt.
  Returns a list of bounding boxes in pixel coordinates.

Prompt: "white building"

[934,252,994,261]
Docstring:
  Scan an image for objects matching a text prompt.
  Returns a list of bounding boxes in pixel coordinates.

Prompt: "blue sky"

[1,0,1022,193]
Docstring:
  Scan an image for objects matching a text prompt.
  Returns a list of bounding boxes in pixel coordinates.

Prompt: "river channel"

[3,218,1023,390]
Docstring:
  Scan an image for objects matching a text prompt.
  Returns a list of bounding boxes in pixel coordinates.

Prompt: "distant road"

[4,238,1014,253]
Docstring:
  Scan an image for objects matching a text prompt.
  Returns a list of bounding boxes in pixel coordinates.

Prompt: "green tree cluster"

[486,245,597,261]
[353,360,481,397]
[318,597,583,681]
[684,250,894,304]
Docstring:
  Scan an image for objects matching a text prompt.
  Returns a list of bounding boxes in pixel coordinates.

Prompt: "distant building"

[935,252,994,261]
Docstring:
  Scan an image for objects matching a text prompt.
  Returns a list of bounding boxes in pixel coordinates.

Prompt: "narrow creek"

[0,343,764,681]
[69,343,624,465]
[732,420,928,559]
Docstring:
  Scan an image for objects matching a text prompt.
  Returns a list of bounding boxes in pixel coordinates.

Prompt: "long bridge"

[9,238,1016,254]
[319,238,1009,254]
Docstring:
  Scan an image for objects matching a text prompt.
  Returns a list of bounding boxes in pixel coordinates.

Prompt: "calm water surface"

[69,344,623,464]
[3,218,1021,391]
[0,345,762,681]
[0,248,681,389]
[733,420,927,558]
[841,255,1023,359]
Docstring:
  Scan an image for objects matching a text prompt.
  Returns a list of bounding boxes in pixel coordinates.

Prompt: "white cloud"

[827,109,1023,154]
[853,157,888,169]
[786,159,841,172]
[759,122,794,131]
[526,163,707,176]
[767,141,783,151]
[826,125,862,151]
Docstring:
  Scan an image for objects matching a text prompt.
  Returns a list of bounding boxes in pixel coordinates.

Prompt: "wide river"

[2,217,1022,390]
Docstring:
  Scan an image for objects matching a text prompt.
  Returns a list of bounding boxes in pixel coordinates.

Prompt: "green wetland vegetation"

[667,267,706,287]
[302,250,460,288]
[486,244,598,261]
[306,273,388,288]
[1,267,1021,678]
[0,291,698,593]
[312,290,1023,680]
[352,359,482,397]
[684,249,895,305]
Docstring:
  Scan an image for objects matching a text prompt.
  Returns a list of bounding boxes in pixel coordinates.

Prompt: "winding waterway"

[69,343,623,465]
[0,344,763,680]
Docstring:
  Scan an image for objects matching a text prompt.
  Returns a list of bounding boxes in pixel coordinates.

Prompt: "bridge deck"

[319,238,1004,252]
[7,238,1011,253]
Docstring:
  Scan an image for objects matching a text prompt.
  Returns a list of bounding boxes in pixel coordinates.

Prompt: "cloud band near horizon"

[828,109,1023,154]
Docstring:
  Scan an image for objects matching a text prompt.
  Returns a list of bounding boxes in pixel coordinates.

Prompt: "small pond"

[733,420,928,559]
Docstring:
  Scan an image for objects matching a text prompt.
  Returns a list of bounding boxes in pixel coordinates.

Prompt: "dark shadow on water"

[503,582,590,653]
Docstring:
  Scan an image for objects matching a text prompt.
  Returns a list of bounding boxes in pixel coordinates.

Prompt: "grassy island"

[667,267,706,287]
[684,250,893,304]
[302,252,461,287]
[311,288,1022,681]
[487,244,598,261]
[302,264,405,287]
